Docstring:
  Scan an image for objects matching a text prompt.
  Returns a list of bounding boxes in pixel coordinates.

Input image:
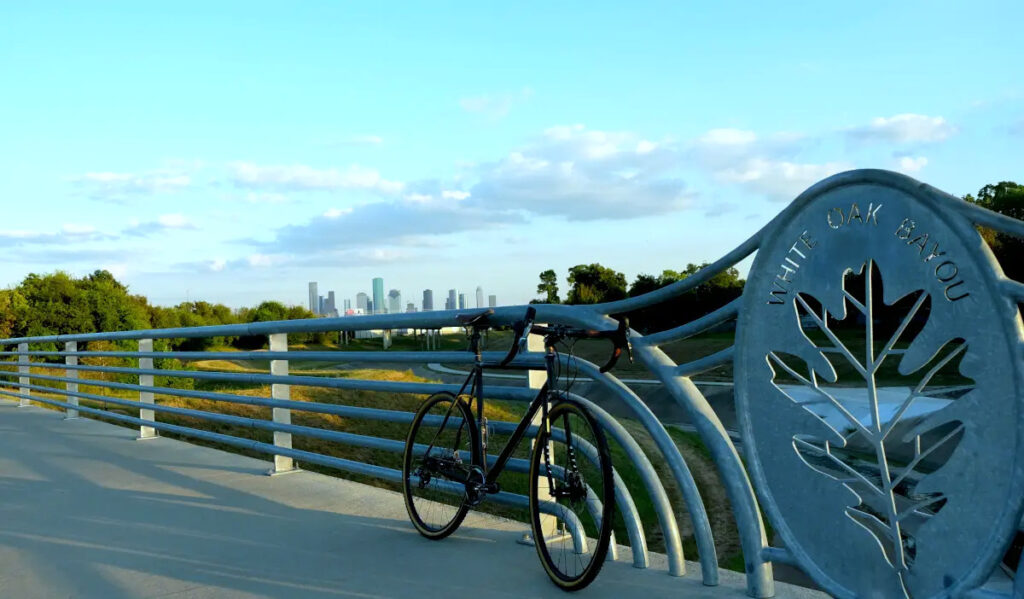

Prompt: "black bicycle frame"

[434,331,560,489]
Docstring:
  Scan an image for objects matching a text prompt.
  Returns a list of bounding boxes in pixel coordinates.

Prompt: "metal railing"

[0,326,711,585]
[1,170,1021,599]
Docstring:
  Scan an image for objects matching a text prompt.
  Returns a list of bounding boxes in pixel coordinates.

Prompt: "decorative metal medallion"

[735,173,1024,598]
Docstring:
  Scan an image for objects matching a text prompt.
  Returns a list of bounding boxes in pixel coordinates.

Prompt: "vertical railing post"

[519,327,555,543]
[138,338,157,439]
[268,333,297,474]
[17,342,30,407]
[65,341,79,419]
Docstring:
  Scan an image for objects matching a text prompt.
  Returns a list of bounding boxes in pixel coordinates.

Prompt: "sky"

[1,2,1021,310]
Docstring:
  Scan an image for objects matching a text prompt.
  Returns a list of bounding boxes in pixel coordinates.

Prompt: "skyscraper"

[422,289,433,311]
[388,289,401,315]
[327,291,336,315]
[406,302,415,312]
[356,293,368,312]
[458,293,466,309]
[447,289,457,311]
[475,286,483,309]
[372,277,385,314]
[343,299,352,312]
[318,295,325,315]
[488,294,496,307]
[308,282,318,314]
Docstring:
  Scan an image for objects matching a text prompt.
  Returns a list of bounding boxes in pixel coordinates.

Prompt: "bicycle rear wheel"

[529,397,614,591]
[402,391,481,540]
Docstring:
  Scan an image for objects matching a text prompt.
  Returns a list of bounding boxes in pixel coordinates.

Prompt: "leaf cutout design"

[766,259,973,582]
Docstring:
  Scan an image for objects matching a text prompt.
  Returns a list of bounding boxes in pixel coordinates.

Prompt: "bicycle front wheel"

[402,391,481,540]
[529,398,614,591]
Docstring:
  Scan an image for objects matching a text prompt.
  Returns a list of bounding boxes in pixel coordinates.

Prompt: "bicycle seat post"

[469,327,483,365]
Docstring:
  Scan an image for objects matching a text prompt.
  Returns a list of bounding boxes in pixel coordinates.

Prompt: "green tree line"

[0,270,335,352]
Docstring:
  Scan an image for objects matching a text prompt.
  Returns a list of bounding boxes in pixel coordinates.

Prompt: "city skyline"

[306,278,498,315]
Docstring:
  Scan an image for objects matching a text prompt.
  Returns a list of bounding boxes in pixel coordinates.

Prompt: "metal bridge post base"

[518,531,618,561]
[266,462,302,476]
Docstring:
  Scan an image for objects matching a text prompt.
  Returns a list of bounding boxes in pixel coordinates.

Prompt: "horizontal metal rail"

[636,299,741,347]
[0,350,491,363]
[0,361,537,402]
[674,346,736,378]
[0,304,610,346]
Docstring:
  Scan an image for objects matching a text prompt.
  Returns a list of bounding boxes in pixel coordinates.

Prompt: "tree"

[536,269,561,303]
[566,264,627,304]
[625,262,745,333]
[965,181,1024,282]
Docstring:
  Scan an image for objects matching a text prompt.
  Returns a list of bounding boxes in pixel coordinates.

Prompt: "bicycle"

[401,306,631,591]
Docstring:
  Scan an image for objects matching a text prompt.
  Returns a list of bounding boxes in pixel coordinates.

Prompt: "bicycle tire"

[402,391,481,540]
[529,397,614,591]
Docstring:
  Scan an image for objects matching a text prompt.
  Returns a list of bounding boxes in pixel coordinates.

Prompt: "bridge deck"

[0,401,822,599]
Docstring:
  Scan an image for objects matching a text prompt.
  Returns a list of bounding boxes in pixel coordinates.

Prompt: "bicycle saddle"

[455,309,493,326]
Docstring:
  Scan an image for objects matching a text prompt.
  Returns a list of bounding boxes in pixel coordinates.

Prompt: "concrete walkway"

[0,400,822,599]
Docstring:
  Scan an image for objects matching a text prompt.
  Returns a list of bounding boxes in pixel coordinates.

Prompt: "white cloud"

[229,162,404,194]
[244,192,290,204]
[124,213,197,237]
[209,258,227,272]
[266,197,523,254]
[469,125,691,220]
[442,190,470,200]
[158,213,192,228]
[846,114,956,144]
[0,224,114,245]
[459,87,533,119]
[323,207,353,218]
[896,156,929,173]
[247,253,275,267]
[73,170,191,200]
[716,158,851,199]
[692,127,849,200]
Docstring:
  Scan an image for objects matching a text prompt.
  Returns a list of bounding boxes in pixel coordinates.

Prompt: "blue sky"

[1,2,1021,309]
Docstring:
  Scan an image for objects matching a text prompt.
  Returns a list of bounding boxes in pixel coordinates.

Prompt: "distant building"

[356,293,368,312]
[488,294,496,307]
[406,302,416,312]
[458,293,466,310]
[318,295,325,315]
[447,289,457,311]
[388,289,402,315]
[422,289,433,311]
[367,299,373,313]
[372,277,385,314]
[475,286,483,309]
[308,282,318,314]
[343,298,352,312]
[326,291,336,315]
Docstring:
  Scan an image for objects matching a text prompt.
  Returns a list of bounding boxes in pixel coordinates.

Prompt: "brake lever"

[598,316,632,373]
